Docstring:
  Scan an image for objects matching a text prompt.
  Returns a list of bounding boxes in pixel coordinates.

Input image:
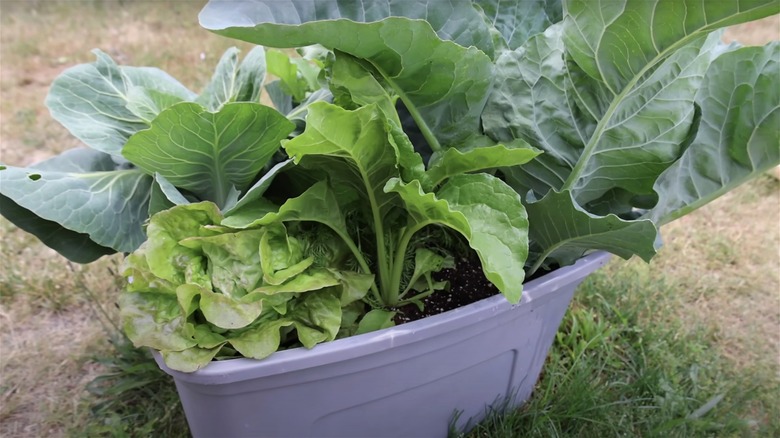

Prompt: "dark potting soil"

[392,254,500,325]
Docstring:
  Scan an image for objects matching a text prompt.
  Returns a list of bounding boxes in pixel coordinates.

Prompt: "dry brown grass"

[0,3,778,436]
[618,176,780,373]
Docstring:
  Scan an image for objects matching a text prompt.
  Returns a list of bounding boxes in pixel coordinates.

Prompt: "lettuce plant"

[1,1,778,371]
[121,202,373,371]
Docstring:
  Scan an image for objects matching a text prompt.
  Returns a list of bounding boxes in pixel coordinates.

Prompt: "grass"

[0,2,778,436]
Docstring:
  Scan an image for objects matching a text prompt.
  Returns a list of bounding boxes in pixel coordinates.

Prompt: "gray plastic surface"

[155,252,611,438]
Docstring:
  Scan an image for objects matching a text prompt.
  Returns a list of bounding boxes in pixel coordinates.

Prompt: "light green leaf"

[192,324,227,349]
[224,180,345,231]
[649,43,780,224]
[355,309,396,335]
[197,46,267,111]
[175,284,201,317]
[119,292,196,352]
[525,190,658,274]
[427,139,541,187]
[267,50,311,102]
[386,173,529,303]
[436,174,529,303]
[401,248,452,298]
[384,177,469,236]
[287,289,342,348]
[123,252,178,295]
[259,227,313,286]
[251,268,341,295]
[0,163,152,253]
[46,49,195,156]
[284,103,400,218]
[142,202,223,284]
[200,287,265,329]
[199,2,495,148]
[331,270,374,306]
[161,346,224,373]
[329,53,428,186]
[180,229,266,296]
[122,102,294,208]
[228,319,290,360]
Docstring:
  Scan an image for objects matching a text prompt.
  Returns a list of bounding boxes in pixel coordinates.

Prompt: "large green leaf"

[199,0,495,55]
[329,52,400,126]
[484,4,779,271]
[0,195,115,263]
[0,148,124,262]
[486,25,719,205]
[649,43,780,224]
[435,174,529,303]
[46,50,195,156]
[559,0,778,200]
[199,1,494,149]
[122,102,294,208]
[562,0,779,95]
[0,159,152,254]
[197,46,267,111]
[483,25,590,197]
[473,0,556,50]
[525,190,658,274]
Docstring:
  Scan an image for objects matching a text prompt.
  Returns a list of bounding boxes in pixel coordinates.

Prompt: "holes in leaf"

[27,173,41,181]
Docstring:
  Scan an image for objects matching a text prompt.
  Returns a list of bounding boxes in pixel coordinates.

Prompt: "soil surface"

[392,255,500,324]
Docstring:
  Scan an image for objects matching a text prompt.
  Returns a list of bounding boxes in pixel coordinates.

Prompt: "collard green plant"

[201,0,780,275]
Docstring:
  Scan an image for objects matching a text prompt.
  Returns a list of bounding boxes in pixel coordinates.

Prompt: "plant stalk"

[387,222,428,306]
[369,61,442,152]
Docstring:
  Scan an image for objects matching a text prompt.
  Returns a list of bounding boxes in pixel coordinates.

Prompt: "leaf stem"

[387,222,428,306]
[369,62,442,152]
[329,226,381,299]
